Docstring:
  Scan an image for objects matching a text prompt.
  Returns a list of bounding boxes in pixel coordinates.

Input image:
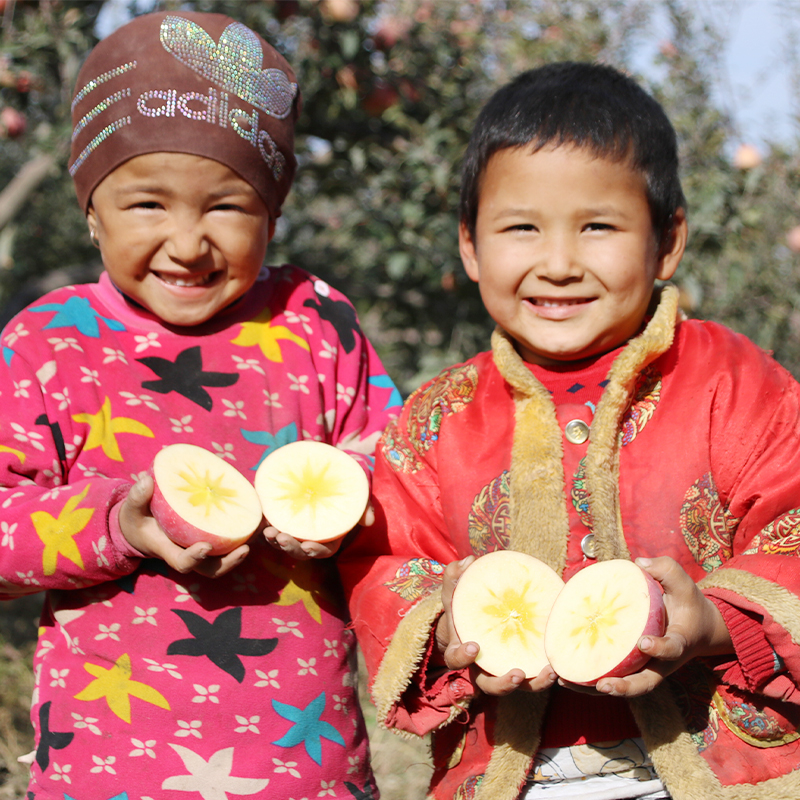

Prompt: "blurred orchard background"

[2,0,800,796]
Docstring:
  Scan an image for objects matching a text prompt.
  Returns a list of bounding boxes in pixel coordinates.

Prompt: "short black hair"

[459,62,686,246]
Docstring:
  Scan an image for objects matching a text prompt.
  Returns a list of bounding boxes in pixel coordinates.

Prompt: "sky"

[722,1,797,146]
[638,0,799,149]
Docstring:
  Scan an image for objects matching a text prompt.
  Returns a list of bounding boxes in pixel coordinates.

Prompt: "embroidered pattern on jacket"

[680,473,740,572]
[468,472,510,555]
[406,364,478,456]
[713,686,800,748]
[570,457,592,532]
[384,558,445,602]
[743,508,800,555]
[619,365,661,446]
[381,418,423,474]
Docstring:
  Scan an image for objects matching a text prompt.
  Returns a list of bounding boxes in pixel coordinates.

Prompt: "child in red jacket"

[343,62,800,800]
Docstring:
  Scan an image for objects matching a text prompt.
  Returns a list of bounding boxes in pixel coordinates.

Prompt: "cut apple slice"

[544,559,666,686]
[150,443,263,556]
[451,550,565,679]
[254,440,369,543]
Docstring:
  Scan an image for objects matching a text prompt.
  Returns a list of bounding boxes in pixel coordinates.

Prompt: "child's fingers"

[443,639,479,671]
[474,667,527,696]
[264,526,340,560]
[358,503,375,527]
[524,663,558,692]
[635,555,693,597]
[192,544,250,578]
[441,556,475,612]
[300,537,343,559]
[638,629,690,662]
[594,666,664,698]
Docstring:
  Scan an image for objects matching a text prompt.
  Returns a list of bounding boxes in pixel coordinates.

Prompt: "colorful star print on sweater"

[0,265,398,800]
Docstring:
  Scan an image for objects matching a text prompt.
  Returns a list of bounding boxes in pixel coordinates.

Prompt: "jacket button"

[565,419,590,444]
[581,534,597,558]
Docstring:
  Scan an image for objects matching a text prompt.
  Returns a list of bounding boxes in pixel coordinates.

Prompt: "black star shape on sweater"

[345,780,378,799]
[303,293,359,353]
[35,414,66,465]
[167,607,278,682]
[35,701,74,771]
[137,346,238,411]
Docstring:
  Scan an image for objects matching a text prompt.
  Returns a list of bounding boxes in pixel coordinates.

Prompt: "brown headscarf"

[68,11,301,218]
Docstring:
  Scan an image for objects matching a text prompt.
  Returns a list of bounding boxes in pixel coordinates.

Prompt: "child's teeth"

[163,274,211,287]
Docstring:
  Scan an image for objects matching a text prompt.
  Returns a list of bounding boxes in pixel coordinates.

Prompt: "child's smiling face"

[459,144,687,366]
[86,152,275,327]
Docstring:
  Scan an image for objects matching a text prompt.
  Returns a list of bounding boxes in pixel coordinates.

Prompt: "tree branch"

[0,152,58,231]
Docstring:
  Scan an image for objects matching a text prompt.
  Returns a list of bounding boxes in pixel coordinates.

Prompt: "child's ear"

[459,221,480,283]
[656,207,688,282]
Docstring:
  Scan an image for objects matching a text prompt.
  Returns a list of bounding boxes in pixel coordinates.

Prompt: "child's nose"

[539,235,580,282]
[164,218,211,264]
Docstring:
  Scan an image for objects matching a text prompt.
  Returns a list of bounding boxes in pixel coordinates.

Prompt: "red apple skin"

[570,569,666,687]
[149,474,260,556]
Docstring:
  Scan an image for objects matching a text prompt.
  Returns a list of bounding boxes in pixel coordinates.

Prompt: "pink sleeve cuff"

[107,488,146,570]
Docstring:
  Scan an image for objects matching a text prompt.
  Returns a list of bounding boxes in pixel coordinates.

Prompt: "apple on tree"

[150,443,263,556]
[254,440,369,543]
[544,559,666,686]
[451,550,565,679]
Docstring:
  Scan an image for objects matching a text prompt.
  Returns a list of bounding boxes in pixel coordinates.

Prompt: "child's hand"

[572,556,733,699]
[119,474,249,578]
[437,555,558,696]
[264,503,376,560]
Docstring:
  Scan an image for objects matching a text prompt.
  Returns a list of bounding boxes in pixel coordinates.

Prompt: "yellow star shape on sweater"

[231,308,310,363]
[263,558,337,624]
[31,485,93,575]
[74,653,170,723]
[72,396,154,461]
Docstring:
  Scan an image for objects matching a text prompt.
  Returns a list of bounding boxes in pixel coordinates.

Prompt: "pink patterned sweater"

[0,265,400,800]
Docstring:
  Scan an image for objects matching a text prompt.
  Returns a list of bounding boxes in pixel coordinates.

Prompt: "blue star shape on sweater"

[31,296,125,338]
[369,374,402,410]
[272,691,345,765]
[241,422,298,469]
[64,794,129,800]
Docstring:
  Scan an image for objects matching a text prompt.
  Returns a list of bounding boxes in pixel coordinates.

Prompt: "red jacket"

[342,287,800,800]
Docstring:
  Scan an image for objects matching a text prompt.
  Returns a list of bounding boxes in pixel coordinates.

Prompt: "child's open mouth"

[526,296,594,319]
[530,297,591,307]
[154,271,216,288]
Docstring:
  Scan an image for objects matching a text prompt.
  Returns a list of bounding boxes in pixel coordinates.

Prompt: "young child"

[0,11,400,799]
[341,62,800,800]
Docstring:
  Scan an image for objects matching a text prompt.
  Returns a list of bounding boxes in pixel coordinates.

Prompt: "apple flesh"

[544,559,665,686]
[451,550,565,679]
[254,440,369,543]
[150,443,263,556]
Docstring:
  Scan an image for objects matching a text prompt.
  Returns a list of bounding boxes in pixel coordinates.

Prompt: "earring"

[89,228,100,249]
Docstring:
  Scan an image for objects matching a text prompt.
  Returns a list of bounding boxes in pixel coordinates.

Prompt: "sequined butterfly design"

[160,16,297,119]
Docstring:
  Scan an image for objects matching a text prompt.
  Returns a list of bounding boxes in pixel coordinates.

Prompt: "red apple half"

[150,443,263,556]
[254,440,369,543]
[451,550,565,679]
[544,559,666,686]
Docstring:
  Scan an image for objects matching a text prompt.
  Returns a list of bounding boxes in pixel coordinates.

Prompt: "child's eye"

[131,201,162,210]
[584,222,614,232]
[504,223,537,232]
[211,202,245,212]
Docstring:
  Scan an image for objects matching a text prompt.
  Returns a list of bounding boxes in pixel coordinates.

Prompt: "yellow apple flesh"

[544,559,666,686]
[451,550,565,679]
[150,443,263,556]
[254,440,369,543]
